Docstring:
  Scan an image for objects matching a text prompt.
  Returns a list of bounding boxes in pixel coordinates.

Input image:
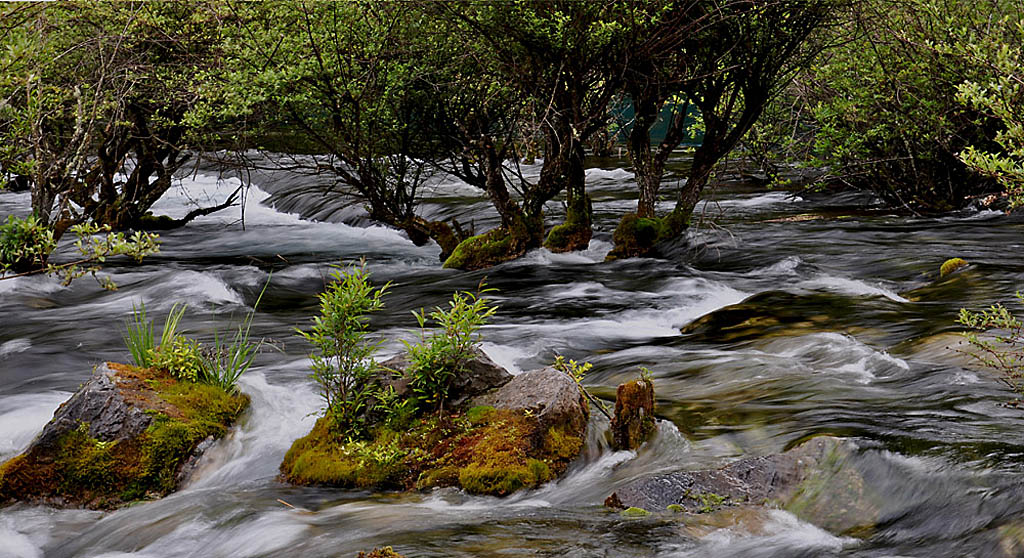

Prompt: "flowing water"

[2,156,1024,557]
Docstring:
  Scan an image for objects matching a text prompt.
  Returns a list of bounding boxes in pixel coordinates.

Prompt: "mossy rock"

[358,548,405,558]
[940,257,969,277]
[543,221,592,253]
[606,213,673,260]
[0,363,248,509]
[280,406,581,496]
[444,227,526,271]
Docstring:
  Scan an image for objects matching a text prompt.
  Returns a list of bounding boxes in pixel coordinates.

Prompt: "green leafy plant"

[123,302,155,368]
[297,262,390,435]
[958,293,1024,394]
[374,384,416,430]
[0,214,56,274]
[0,217,159,289]
[150,335,204,382]
[404,287,497,412]
[199,278,271,394]
[553,355,592,383]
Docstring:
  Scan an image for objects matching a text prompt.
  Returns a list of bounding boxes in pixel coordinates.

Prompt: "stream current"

[2,156,1024,557]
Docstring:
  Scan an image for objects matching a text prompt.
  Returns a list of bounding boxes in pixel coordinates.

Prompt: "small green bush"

[0,214,56,274]
[297,262,389,435]
[404,287,497,412]
[199,278,270,394]
[958,292,1024,394]
[150,335,204,382]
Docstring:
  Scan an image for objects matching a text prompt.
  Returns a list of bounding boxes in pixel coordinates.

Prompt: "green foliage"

[774,0,1020,211]
[0,215,55,274]
[297,262,390,435]
[553,355,592,384]
[953,18,1024,208]
[123,302,155,368]
[404,287,498,412]
[0,217,160,289]
[958,293,1024,394]
[198,278,270,394]
[150,335,203,383]
[374,385,416,431]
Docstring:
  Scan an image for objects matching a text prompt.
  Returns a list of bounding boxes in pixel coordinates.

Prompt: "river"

[2,156,1024,557]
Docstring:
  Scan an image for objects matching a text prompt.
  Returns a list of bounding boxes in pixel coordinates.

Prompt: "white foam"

[0,392,71,458]
[698,192,802,212]
[765,332,909,384]
[799,275,908,303]
[585,167,633,181]
[0,516,42,558]
[750,256,802,276]
[517,239,614,266]
[479,342,529,375]
[679,509,856,556]
[0,338,31,358]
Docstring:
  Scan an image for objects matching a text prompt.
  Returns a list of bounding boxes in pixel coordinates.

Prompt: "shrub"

[958,293,1024,394]
[297,262,389,435]
[150,335,204,382]
[0,215,56,274]
[404,287,497,412]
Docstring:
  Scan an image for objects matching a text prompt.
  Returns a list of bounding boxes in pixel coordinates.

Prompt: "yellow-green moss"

[607,213,677,261]
[444,228,522,270]
[940,257,969,277]
[282,407,578,496]
[357,547,405,558]
[620,506,651,517]
[0,363,248,509]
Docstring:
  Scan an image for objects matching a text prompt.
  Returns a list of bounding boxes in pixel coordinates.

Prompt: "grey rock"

[379,347,513,407]
[33,363,154,450]
[605,437,876,535]
[470,366,588,436]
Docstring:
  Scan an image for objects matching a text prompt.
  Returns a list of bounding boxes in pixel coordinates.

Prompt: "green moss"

[940,257,969,277]
[543,222,591,253]
[0,364,248,509]
[606,213,677,260]
[620,506,651,517]
[666,504,684,512]
[283,407,577,496]
[444,228,521,270]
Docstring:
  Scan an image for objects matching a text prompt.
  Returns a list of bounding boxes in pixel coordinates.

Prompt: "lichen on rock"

[940,257,969,277]
[0,362,248,509]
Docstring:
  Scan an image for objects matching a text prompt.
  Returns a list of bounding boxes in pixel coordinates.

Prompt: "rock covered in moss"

[610,378,656,451]
[0,363,248,509]
[605,437,879,535]
[470,367,589,437]
[357,548,405,558]
[940,257,969,277]
[281,367,589,496]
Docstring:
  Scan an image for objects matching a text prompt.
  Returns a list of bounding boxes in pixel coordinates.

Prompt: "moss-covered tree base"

[543,222,592,253]
[0,363,248,509]
[443,226,530,270]
[280,406,583,496]
[606,212,687,260]
[610,379,656,451]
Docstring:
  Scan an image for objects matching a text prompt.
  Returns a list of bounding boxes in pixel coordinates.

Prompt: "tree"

[772,0,1017,212]
[220,1,469,260]
[0,2,236,239]
[610,0,836,259]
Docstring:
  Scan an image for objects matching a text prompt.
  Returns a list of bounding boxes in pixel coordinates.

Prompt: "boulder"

[379,347,512,407]
[470,366,589,437]
[281,366,590,496]
[605,436,879,536]
[0,362,248,509]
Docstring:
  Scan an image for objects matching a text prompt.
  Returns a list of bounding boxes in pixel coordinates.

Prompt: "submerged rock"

[609,378,656,451]
[358,548,405,558]
[281,366,589,496]
[605,436,879,536]
[0,363,248,509]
